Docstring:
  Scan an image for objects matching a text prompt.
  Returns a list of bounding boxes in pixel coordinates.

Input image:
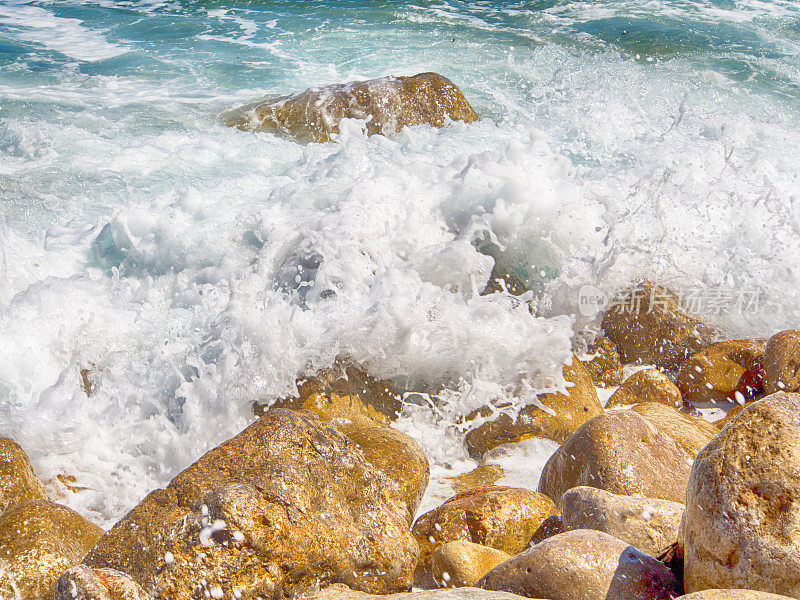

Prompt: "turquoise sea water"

[1,0,799,524]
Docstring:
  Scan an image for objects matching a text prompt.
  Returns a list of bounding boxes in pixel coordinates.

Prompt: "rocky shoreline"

[2,275,800,600]
[3,76,800,600]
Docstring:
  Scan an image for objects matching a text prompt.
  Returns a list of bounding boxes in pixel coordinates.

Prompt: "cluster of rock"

[3,280,800,600]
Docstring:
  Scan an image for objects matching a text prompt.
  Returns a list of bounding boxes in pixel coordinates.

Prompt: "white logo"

[577,285,608,317]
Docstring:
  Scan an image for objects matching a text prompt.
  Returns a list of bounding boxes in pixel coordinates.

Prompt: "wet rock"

[412,486,558,571]
[763,330,800,394]
[677,339,766,404]
[431,541,511,588]
[85,409,418,599]
[538,409,693,504]
[477,529,679,600]
[302,583,537,600]
[222,72,480,143]
[605,368,683,409]
[261,361,403,421]
[343,424,429,523]
[465,356,602,457]
[602,281,716,370]
[55,565,149,600]
[560,486,684,557]
[268,391,428,523]
[0,499,104,600]
[682,392,800,596]
[677,591,798,600]
[447,464,505,494]
[581,337,623,388]
[630,402,718,458]
[0,437,47,515]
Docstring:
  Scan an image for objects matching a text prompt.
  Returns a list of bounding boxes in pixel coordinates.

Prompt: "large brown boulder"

[0,437,47,514]
[303,583,537,600]
[431,541,511,588]
[412,486,558,571]
[677,339,766,404]
[55,565,149,600]
[538,409,693,503]
[581,337,623,388]
[85,409,418,599]
[0,499,103,600]
[477,529,679,600]
[268,391,428,523]
[763,331,800,394]
[560,486,684,557]
[602,281,716,370]
[605,369,683,409]
[344,424,429,524]
[465,356,602,457]
[682,393,800,597]
[630,401,718,458]
[222,72,480,143]
[678,592,798,600]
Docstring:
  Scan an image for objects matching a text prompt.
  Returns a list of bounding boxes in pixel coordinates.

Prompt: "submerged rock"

[581,337,623,388]
[0,437,47,515]
[303,583,536,600]
[602,281,716,370]
[85,409,418,599]
[605,368,683,409]
[466,355,602,456]
[677,339,766,404]
[222,72,480,143]
[0,499,103,600]
[478,529,679,600]
[431,540,511,588]
[55,565,149,600]
[763,330,800,394]
[538,409,693,504]
[682,392,800,597]
[560,486,684,557]
[412,486,558,571]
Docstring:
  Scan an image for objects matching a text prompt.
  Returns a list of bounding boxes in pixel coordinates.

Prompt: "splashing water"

[1,0,799,525]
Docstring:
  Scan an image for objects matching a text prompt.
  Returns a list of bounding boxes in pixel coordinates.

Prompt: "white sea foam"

[0,3,128,62]
[1,0,799,528]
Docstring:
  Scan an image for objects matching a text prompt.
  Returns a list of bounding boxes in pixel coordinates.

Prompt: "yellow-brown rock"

[465,356,602,457]
[447,465,506,494]
[303,583,538,600]
[222,72,480,143]
[538,409,693,504]
[343,424,429,524]
[0,499,103,600]
[276,391,389,429]
[582,337,623,388]
[602,281,716,370]
[763,330,800,394]
[678,592,798,600]
[431,541,511,588]
[605,369,683,409]
[412,486,558,572]
[677,339,766,404]
[682,393,800,597]
[560,486,684,557]
[0,437,47,515]
[477,529,679,600]
[265,361,403,420]
[55,565,150,600]
[85,409,418,599]
[630,402,718,458]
